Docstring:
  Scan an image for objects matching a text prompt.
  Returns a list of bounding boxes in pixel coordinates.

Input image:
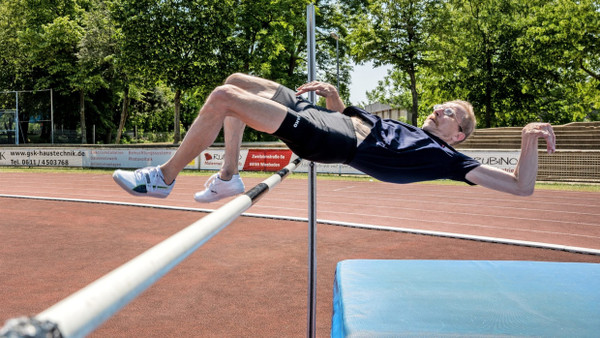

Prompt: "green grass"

[1,166,598,192]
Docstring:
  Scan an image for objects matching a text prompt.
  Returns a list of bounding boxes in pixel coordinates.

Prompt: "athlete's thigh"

[222,85,287,134]
[225,73,280,99]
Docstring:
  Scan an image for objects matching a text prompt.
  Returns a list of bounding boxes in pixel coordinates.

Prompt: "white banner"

[462,150,521,173]
[0,148,85,167]
[198,149,248,170]
[0,147,197,169]
[85,148,196,169]
[0,147,521,175]
[293,159,365,175]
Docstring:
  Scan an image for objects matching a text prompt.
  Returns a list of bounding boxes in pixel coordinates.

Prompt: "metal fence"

[538,150,600,183]
[0,89,53,144]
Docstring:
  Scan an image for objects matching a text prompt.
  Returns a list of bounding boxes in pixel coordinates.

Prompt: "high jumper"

[113,73,556,201]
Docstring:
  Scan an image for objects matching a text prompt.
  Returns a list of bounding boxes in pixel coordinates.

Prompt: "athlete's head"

[422,100,476,145]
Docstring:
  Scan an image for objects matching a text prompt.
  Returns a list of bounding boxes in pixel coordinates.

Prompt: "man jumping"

[112,73,556,202]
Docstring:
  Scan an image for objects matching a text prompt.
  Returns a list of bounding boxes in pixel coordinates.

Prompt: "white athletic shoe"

[112,166,174,198]
[194,173,245,203]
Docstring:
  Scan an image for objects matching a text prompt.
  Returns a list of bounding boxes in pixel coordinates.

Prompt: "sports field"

[1,169,599,337]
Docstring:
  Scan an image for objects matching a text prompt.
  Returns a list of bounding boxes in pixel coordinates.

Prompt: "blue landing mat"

[332,260,600,337]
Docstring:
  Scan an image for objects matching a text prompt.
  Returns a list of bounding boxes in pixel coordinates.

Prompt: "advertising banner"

[293,160,365,175]
[85,148,198,169]
[199,149,248,171]
[0,147,197,169]
[0,148,85,167]
[0,146,520,175]
[242,149,293,171]
[462,150,520,173]
[198,149,293,172]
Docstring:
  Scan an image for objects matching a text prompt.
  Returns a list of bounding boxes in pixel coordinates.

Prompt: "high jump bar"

[1,158,302,338]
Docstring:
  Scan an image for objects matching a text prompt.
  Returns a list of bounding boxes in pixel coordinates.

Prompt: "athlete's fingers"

[296,81,334,97]
[545,124,556,154]
[523,123,556,154]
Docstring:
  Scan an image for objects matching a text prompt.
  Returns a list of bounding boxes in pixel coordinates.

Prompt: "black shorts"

[271,86,357,164]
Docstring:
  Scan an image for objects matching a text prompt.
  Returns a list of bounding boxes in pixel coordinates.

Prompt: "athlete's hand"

[296,81,338,99]
[522,122,556,154]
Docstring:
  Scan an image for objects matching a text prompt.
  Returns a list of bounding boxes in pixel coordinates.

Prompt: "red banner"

[242,149,293,171]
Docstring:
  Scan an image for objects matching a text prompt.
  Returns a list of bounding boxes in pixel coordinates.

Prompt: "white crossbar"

[20,159,301,338]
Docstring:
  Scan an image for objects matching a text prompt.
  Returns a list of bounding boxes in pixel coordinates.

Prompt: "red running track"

[1,171,599,251]
[1,170,599,337]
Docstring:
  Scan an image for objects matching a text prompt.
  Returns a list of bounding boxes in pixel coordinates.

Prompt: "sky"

[349,61,393,105]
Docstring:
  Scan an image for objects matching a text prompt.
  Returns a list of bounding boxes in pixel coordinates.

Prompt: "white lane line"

[1,193,599,256]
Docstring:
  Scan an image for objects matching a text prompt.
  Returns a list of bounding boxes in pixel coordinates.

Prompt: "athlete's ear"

[453,132,466,143]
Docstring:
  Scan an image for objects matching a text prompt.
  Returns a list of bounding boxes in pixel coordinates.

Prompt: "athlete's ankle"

[159,165,176,185]
[218,169,239,181]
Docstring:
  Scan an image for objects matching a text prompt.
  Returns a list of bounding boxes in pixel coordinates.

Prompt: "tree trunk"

[408,67,419,126]
[288,38,303,77]
[173,89,181,143]
[19,112,29,143]
[115,85,130,144]
[484,47,493,128]
[79,90,87,144]
[406,20,419,126]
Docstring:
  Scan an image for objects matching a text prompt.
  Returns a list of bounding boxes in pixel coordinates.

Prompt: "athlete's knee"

[224,73,278,98]
[215,83,245,100]
[224,73,251,87]
[204,84,241,112]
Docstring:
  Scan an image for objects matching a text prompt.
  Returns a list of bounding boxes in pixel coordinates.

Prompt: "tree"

[346,0,445,126]
[518,0,599,123]
[420,0,599,127]
[229,0,310,85]
[227,0,350,92]
[315,1,353,103]
[201,0,352,142]
[423,0,534,127]
[353,0,598,128]
[113,0,236,143]
[72,0,122,143]
[2,0,86,141]
[0,1,20,89]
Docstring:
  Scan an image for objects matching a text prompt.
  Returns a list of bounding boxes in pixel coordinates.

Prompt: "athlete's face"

[422,103,466,145]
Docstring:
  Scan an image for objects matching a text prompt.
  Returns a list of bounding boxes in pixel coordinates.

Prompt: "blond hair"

[446,100,476,143]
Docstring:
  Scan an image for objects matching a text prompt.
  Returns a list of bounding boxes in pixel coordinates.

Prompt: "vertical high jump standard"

[306,4,318,338]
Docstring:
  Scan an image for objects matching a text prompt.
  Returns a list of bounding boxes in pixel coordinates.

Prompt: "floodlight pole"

[330,32,340,90]
[306,4,317,338]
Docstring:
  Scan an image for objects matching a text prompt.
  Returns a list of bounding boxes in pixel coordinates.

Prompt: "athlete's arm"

[296,81,346,112]
[466,122,556,196]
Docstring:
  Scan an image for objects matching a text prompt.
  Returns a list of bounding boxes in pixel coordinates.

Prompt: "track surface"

[1,171,599,337]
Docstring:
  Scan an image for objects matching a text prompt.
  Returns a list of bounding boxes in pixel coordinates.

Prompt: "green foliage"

[346,0,445,125]
[517,0,600,124]
[126,83,174,133]
[355,0,599,128]
[111,0,239,142]
[113,0,236,90]
[0,0,597,146]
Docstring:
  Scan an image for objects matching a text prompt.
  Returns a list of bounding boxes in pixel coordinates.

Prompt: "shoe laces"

[204,173,220,193]
[136,167,163,193]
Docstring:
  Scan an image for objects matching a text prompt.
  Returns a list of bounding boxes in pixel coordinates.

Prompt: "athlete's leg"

[160,80,287,184]
[219,117,244,179]
[218,73,281,180]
